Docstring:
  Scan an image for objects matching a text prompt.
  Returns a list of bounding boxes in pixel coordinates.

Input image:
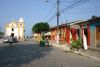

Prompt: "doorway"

[84,28,88,38]
[11,33,14,37]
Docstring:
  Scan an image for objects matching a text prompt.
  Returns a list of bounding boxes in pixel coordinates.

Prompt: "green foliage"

[32,22,50,33]
[70,37,83,50]
[91,15,98,19]
[41,34,45,40]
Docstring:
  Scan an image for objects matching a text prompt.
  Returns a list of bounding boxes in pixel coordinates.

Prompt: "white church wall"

[14,28,18,38]
[6,27,11,36]
[19,28,23,37]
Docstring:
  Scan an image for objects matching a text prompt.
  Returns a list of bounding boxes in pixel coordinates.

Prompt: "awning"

[44,32,51,36]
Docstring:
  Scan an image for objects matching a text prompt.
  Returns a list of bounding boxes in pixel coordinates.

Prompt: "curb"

[70,50,100,61]
[89,48,100,52]
[51,44,100,61]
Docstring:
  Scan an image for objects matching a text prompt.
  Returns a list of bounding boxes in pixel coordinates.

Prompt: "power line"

[47,14,56,22]
[59,0,75,3]
[60,0,83,13]
[46,0,88,23]
[59,0,100,17]
[72,6,100,10]
[46,0,83,23]
[43,2,56,21]
[60,0,89,14]
[65,7,100,15]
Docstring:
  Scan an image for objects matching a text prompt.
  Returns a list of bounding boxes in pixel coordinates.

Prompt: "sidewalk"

[49,41,100,61]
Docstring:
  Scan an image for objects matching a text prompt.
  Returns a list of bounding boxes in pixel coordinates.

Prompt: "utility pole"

[45,0,60,44]
[56,0,60,45]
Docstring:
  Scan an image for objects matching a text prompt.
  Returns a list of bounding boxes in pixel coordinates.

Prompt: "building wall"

[60,27,66,43]
[5,27,18,38]
[14,28,18,38]
[18,27,24,40]
[50,26,67,43]
[6,27,11,36]
[90,21,100,48]
[18,22,24,41]
[96,26,100,47]
[90,25,96,47]
[50,29,57,40]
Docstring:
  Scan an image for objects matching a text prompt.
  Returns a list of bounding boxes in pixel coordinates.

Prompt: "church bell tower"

[18,17,25,41]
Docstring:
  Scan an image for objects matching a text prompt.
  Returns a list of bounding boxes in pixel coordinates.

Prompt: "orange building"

[50,24,68,44]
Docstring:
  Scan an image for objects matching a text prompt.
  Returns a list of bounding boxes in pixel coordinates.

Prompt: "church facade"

[5,17,25,41]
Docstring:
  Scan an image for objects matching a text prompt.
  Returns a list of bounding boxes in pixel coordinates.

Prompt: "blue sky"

[0,0,100,36]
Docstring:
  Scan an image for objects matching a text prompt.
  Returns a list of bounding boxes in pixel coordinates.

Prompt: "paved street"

[0,39,100,67]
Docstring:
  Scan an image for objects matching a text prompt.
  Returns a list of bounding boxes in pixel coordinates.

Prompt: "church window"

[20,24,22,26]
[12,28,14,31]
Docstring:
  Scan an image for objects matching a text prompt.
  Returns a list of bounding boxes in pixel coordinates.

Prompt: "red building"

[49,17,100,50]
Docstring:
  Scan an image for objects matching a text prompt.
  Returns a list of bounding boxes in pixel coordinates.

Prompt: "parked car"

[3,37,17,43]
[8,37,17,43]
[3,37,9,43]
[13,37,17,43]
[0,39,4,43]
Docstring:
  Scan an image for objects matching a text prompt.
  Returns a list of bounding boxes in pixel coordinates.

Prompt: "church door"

[11,33,14,37]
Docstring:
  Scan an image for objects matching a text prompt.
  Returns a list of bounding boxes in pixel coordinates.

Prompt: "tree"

[91,15,99,19]
[32,22,50,33]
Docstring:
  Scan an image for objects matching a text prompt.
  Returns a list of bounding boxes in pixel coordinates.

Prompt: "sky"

[0,0,100,36]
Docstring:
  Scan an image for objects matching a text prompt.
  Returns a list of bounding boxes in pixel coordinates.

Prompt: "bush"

[70,37,83,50]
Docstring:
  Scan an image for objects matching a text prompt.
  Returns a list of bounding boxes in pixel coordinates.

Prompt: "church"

[5,17,25,41]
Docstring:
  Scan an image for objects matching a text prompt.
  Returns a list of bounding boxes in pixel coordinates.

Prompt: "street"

[0,39,100,67]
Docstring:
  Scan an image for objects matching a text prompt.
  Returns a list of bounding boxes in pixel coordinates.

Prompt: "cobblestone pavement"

[0,39,100,67]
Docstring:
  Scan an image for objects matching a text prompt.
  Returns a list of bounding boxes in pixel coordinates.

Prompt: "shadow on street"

[0,42,53,67]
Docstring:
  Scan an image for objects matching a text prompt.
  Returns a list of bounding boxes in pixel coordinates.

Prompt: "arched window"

[20,24,22,26]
